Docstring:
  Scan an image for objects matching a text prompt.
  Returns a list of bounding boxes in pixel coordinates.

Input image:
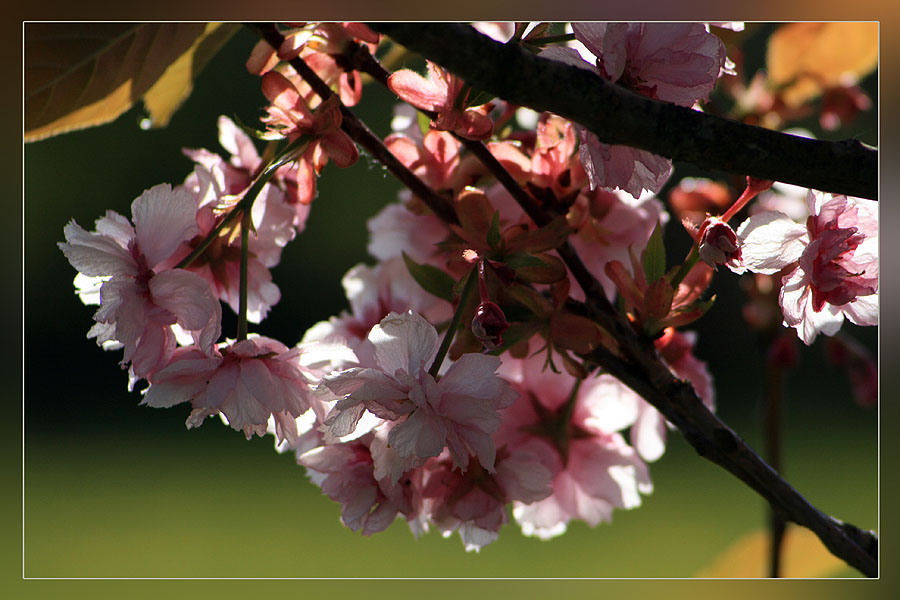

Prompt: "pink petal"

[388,408,446,460]
[387,69,449,111]
[131,184,200,269]
[59,220,136,277]
[149,269,221,354]
[368,311,438,376]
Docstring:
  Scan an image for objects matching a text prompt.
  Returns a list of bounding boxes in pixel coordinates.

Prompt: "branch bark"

[248,23,878,577]
[368,23,878,201]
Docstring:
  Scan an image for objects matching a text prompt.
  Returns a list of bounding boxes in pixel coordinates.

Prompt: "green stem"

[174,136,311,270]
[428,268,477,378]
[668,245,700,290]
[236,206,251,341]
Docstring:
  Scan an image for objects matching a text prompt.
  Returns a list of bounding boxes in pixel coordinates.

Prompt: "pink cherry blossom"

[421,446,552,551]
[495,351,653,539]
[578,128,674,198]
[183,114,310,231]
[298,434,424,535]
[59,184,221,379]
[142,335,315,440]
[168,166,292,324]
[322,311,518,472]
[385,129,463,192]
[568,186,668,299]
[387,61,493,140]
[571,23,727,107]
[260,70,359,205]
[367,201,449,265]
[542,23,728,197]
[304,258,452,360]
[733,190,878,344]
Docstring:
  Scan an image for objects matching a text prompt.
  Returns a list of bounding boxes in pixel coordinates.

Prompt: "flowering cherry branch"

[54,21,877,576]
[367,23,878,201]
[247,23,878,576]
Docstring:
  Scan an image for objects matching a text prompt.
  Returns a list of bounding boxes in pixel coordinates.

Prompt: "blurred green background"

[23,25,877,582]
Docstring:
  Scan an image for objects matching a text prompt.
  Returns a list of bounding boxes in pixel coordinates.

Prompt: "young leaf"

[486,211,501,249]
[508,252,567,284]
[641,220,666,285]
[402,252,455,302]
[416,111,432,137]
[25,23,208,141]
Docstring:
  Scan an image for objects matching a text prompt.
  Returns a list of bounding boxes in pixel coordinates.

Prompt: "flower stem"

[174,137,310,270]
[668,245,700,290]
[428,268,477,378]
[236,205,251,341]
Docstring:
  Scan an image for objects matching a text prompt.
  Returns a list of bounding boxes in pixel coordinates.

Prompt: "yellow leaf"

[142,23,239,128]
[766,23,878,108]
[25,23,206,142]
[696,525,850,578]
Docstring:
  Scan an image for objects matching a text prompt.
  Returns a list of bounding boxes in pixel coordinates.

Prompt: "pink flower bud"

[471,301,509,350]
[698,218,741,268]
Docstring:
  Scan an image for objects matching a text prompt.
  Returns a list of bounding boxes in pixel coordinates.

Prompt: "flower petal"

[149,269,221,354]
[368,311,438,376]
[131,184,200,269]
[59,219,137,277]
[734,210,808,274]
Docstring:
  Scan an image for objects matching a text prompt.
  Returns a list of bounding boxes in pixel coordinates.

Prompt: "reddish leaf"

[25,23,208,141]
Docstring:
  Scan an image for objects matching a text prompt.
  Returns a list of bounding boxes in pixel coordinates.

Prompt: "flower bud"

[471,301,509,350]
[698,218,741,268]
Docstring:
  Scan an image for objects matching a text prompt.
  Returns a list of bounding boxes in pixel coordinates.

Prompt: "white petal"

[843,294,878,327]
[735,211,808,274]
[578,374,641,434]
[73,273,107,305]
[631,404,667,462]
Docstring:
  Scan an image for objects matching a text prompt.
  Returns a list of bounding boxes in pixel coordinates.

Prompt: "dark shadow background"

[22,25,878,580]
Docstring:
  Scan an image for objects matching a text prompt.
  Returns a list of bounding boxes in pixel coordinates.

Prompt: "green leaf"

[509,252,567,284]
[231,114,277,141]
[641,221,666,285]
[486,211,501,249]
[402,252,455,302]
[416,111,431,137]
[504,252,548,271]
[25,23,209,141]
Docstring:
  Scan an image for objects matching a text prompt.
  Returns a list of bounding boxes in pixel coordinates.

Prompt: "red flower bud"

[698,218,741,268]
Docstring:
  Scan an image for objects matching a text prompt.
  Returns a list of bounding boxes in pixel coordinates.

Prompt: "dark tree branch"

[368,23,878,201]
[247,23,878,577]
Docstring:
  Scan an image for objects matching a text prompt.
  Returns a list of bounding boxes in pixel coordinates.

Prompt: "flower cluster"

[58,21,876,553]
